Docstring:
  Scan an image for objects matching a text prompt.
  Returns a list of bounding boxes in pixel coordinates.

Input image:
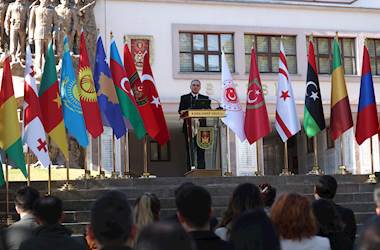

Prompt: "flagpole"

[337,136,349,175]
[111,133,117,178]
[366,137,377,183]
[255,139,262,176]
[123,132,131,178]
[308,136,324,175]
[96,135,105,179]
[280,141,292,176]
[5,157,11,225]
[27,149,31,186]
[224,127,232,176]
[142,135,150,178]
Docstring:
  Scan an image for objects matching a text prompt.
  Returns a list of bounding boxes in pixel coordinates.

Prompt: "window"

[179,32,234,72]
[307,37,356,75]
[244,34,297,74]
[149,140,170,161]
[366,39,380,75]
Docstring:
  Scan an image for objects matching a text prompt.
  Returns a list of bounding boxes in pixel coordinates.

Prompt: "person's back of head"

[134,222,195,250]
[315,175,338,200]
[271,192,318,241]
[33,195,63,225]
[176,185,211,231]
[15,186,40,215]
[230,209,281,250]
[220,183,262,227]
[89,191,134,248]
[174,182,195,208]
[312,198,343,235]
[359,217,380,250]
[134,193,161,228]
[259,183,276,208]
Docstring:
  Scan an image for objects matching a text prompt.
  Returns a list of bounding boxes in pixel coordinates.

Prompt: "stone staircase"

[0,175,377,236]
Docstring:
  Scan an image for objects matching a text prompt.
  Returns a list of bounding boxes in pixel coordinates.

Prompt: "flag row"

[222,36,378,147]
[0,32,170,183]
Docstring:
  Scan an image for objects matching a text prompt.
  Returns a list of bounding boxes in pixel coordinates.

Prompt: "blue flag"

[60,36,89,147]
[94,36,126,139]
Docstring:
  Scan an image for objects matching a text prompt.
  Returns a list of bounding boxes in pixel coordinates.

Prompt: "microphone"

[208,97,223,110]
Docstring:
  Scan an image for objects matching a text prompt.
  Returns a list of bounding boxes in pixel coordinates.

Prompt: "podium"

[180,109,226,177]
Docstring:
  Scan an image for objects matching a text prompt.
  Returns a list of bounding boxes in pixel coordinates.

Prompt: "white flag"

[23,46,51,167]
[221,52,246,142]
[275,42,301,142]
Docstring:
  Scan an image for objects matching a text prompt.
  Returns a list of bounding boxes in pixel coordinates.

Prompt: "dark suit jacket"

[19,224,86,250]
[178,93,211,132]
[334,203,356,249]
[5,214,38,250]
[189,231,233,250]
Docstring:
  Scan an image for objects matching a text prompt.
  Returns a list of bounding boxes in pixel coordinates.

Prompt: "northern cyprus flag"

[221,51,246,142]
[23,46,51,167]
[275,41,300,142]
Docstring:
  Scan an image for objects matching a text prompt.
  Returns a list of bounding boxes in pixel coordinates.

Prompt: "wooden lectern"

[180,109,226,177]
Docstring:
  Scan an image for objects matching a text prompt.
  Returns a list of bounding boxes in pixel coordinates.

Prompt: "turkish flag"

[141,52,170,144]
[244,48,271,144]
[123,44,160,139]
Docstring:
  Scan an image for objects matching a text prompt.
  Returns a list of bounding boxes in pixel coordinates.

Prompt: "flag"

[60,36,89,147]
[141,52,170,145]
[304,40,326,138]
[275,41,300,142]
[124,44,160,139]
[330,37,353,141]
[39,42,69,159]
[0,54,27,176]
[78,31,104,138]
[355,45,378,145]
[94,36,126,139]
[109,40,146,139]
[23,45,51,167]
[244,48,271,144]
[221,51,246,142]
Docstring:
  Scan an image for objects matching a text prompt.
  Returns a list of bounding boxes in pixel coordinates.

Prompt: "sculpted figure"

[4,0,28,62]
[0,0,8,52]
[29,0,58,73]
[75,0,96,62]
[55,0,78,56]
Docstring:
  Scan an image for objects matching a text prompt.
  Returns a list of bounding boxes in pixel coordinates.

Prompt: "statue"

[29,0,58,73]
[0,0,8,52]
[4,0,28,62]
[55,0,78,57]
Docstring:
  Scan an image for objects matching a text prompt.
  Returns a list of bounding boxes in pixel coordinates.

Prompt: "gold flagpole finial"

[251,37,255,50]
[110,31,114,40]
[309,33,314,42]
[123,35,126,44]
[364,37,368,48]
[335,31,339,40]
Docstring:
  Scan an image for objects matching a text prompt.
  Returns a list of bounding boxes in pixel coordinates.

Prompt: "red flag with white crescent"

[244,48,271,144]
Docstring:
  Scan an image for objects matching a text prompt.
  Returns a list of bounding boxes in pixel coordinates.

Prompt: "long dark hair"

[219,183,262,228]
[230,209,281,250]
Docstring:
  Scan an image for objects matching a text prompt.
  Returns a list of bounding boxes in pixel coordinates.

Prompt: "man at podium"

[178,79,211,170]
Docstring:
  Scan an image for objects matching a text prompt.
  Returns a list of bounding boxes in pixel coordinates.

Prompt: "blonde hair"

[134,193,160,229]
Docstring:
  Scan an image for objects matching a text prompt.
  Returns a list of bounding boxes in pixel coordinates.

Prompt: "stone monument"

[28,0,58,74]
[55,0,78,57]
[4,0,28,62]
[0,0,8,52]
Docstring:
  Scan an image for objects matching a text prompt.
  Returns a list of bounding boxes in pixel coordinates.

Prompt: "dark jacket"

[101,247,132,250]
[334,203,356,249]
[189,231,233,250]
[19,224,86,250]
[5,214,38,250]
[178,93,210,114]
[318,231,351,250]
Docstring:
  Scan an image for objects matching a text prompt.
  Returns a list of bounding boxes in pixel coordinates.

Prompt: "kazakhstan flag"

[60,36,89,147]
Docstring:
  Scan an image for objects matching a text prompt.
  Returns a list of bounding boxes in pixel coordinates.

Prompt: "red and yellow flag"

[0,54,27,176]
[330,37,353,141]
[39,43,69,159]
[78,31,104,138]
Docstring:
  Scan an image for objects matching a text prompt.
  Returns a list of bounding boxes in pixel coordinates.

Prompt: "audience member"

[312,199,351,250]
[374,183,380,216]
[134,193,160,230]
[271,193,331,250]
[19,195,86,250]
[134,222,195,250]
[358,216,380,250]
[259,183,276,215]
[314,175,356,248]
[176,185,232,250]
[86,191,135,250]
[4,186,40,250]
[230,209,281,250]
[216,183,262,241]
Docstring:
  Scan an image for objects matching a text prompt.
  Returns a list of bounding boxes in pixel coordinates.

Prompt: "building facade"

[92,0,380,176]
